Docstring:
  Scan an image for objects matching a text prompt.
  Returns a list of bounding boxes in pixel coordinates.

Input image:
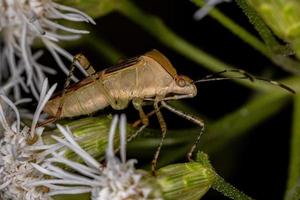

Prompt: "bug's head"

[169,75,197,97]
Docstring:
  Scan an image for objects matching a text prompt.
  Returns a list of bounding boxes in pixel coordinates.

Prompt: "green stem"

[285,93,300,200]
[197,152,254,200]
[213,174,254,200]
[191,0,269,57]
[234,0,278,50]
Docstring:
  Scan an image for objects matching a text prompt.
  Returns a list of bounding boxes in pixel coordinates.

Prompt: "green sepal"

[157,162,215,200]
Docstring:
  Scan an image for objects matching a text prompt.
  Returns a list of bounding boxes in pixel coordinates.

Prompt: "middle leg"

[128,98,150,143]
[152,98,167,175]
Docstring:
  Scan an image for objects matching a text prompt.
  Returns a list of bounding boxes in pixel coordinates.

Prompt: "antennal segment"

[194,69,295,94]
[254,77,295,94]
[194,69,255,84]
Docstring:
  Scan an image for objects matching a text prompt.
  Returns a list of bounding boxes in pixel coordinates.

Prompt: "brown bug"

[42,49,294,173]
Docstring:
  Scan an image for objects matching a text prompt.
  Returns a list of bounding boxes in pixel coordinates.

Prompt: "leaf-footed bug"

[42,49,295,174]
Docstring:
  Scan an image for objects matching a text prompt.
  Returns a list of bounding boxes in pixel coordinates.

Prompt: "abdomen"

[43,82,109,117]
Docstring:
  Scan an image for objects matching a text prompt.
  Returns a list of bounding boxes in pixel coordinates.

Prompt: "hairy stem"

[212,174,255,200]
[234,0,300,75]
[197,152,254,200]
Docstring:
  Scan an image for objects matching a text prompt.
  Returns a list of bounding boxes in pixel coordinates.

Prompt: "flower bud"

[157,162,215,200]
[45,116,137,162]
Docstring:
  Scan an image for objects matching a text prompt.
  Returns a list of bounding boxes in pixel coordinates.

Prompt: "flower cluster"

[32,114,156,200]
[0,79,57,199]
[0,78,158,200]
[0,72,214,200]
[0,0,95,100]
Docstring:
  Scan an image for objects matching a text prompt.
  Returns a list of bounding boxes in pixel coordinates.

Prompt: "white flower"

[0,0,95,100]
[193,0,231,20]
[0,79,57,200]
[31,115,154,200]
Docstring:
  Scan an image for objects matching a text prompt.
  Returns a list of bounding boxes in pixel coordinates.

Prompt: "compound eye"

[176,77,186,87]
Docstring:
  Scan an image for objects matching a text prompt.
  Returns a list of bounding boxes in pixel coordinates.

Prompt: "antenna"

[193,69,295,94]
